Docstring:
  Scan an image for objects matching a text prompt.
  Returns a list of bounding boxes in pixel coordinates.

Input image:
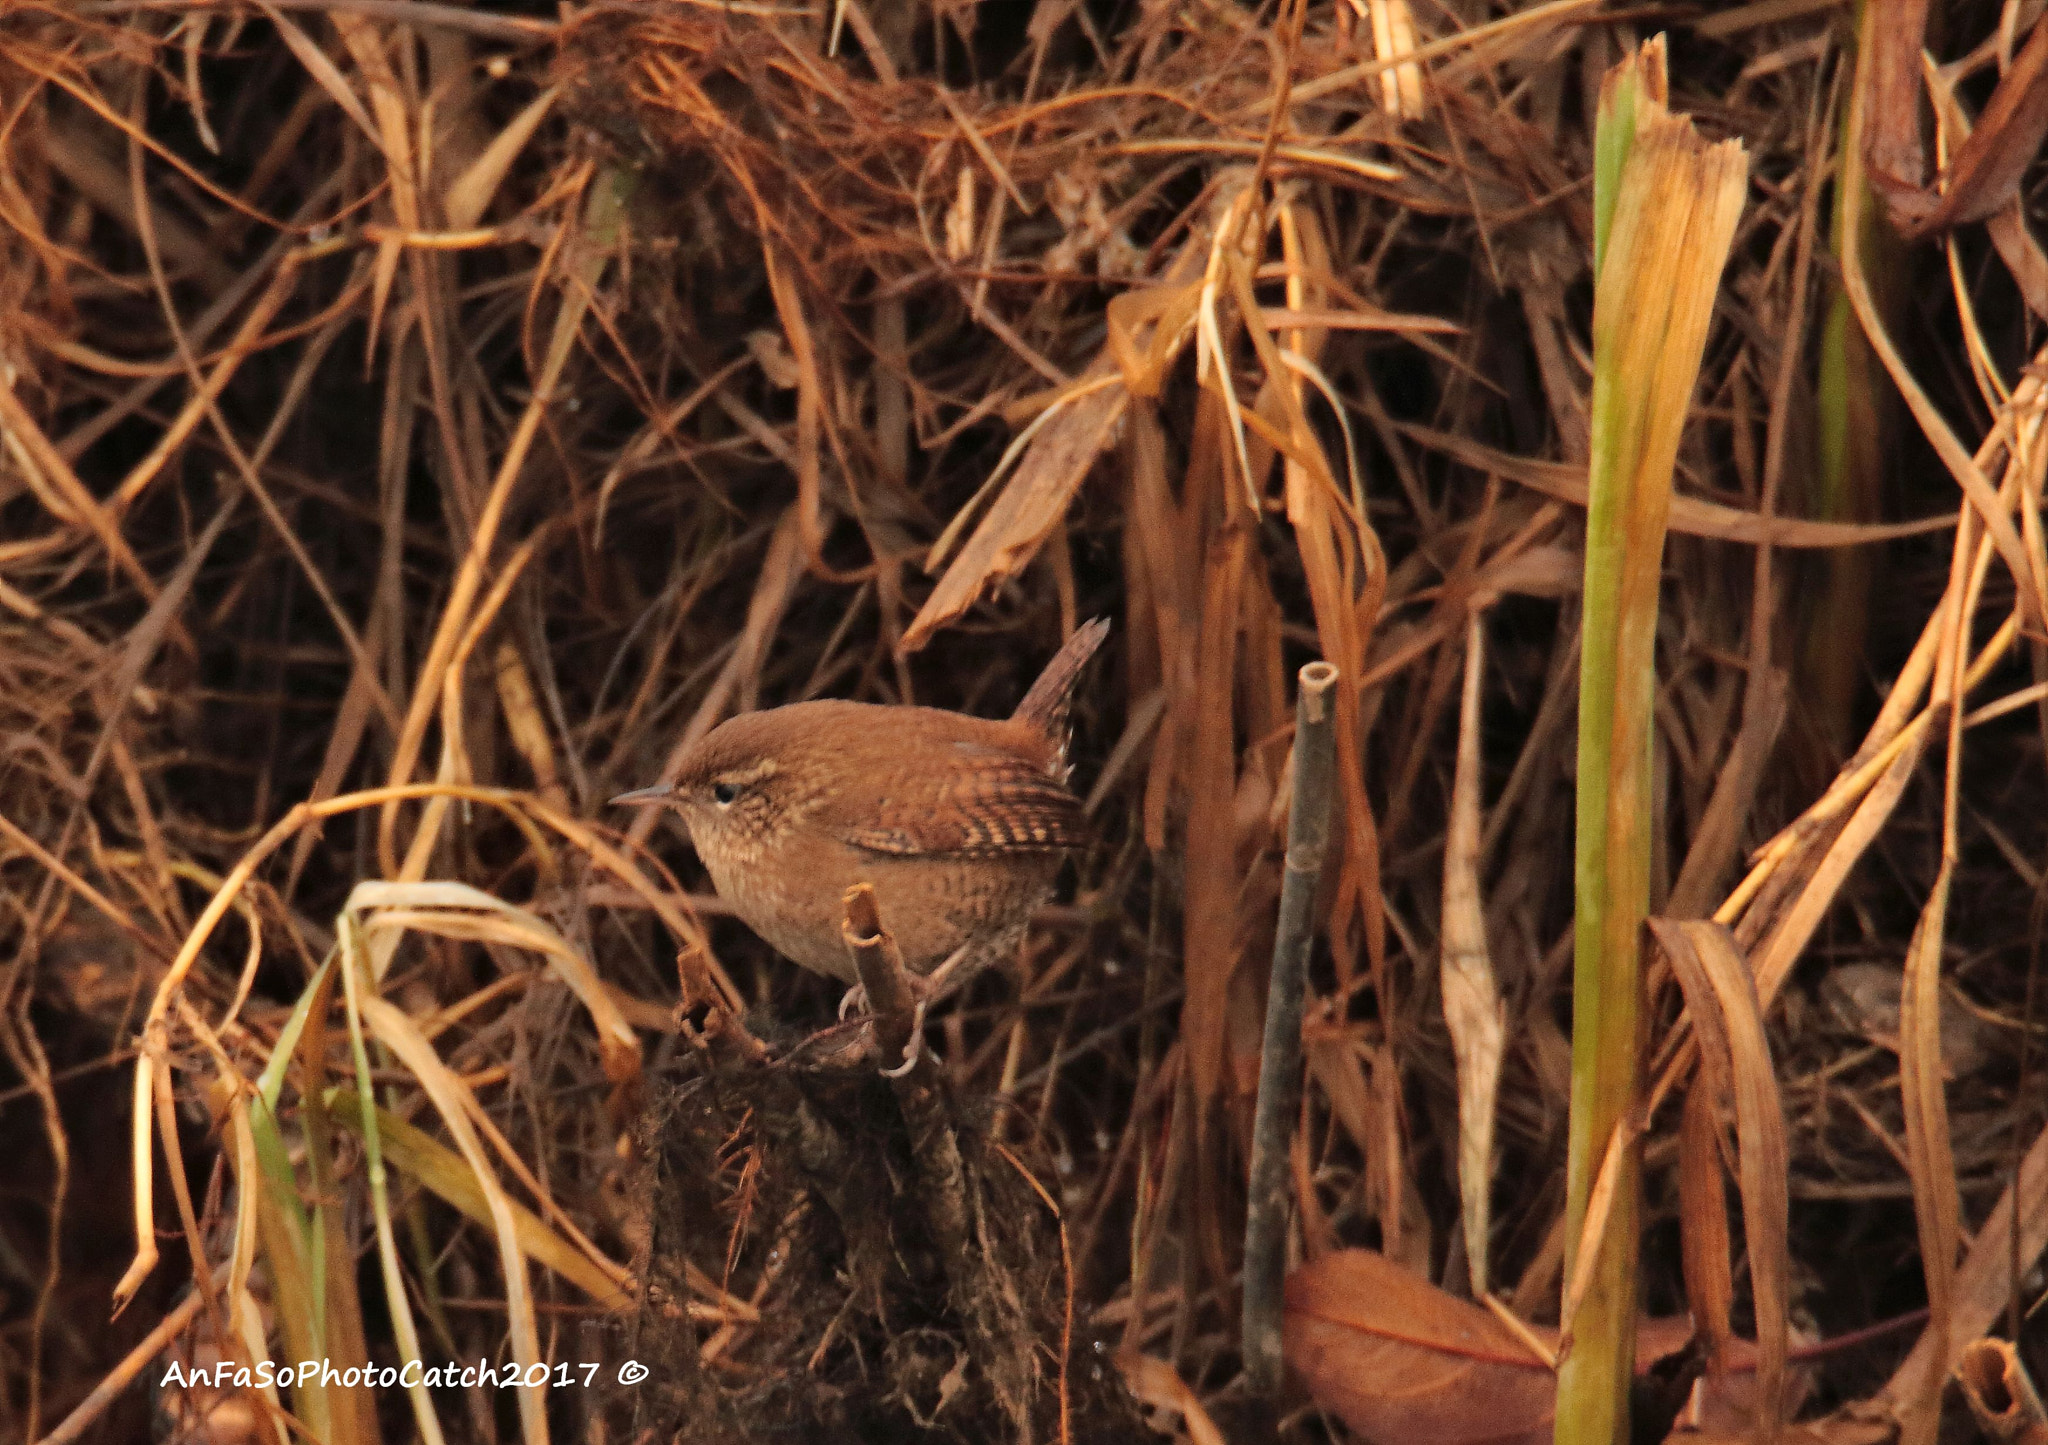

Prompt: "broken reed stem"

[840,883,972,1272]
[1954,1338,2048,1443]
[842,884,924,1069]
[840,883,1037,1438]
[1243,660,1340,1407]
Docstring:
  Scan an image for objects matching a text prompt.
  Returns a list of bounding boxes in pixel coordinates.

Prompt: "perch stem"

[1243,661,1341,1409]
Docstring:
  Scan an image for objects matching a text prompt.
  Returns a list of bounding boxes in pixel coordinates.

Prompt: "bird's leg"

[878,996,930,1078]
[840,942,971,1020]
[911,942,976,1006]
[844,942,973,1074]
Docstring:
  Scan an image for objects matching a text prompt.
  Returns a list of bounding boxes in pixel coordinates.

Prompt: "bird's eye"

[712,782,739,807]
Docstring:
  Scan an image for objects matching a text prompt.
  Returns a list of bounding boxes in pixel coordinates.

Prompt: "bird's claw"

[879,997,931,1078]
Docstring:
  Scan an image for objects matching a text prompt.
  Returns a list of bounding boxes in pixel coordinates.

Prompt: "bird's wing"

[829,741,1087,856]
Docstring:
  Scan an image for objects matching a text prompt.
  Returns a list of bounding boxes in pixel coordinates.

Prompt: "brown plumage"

[614,620,1108,990]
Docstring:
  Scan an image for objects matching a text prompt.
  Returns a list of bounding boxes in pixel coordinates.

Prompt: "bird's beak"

[609,783,676,807]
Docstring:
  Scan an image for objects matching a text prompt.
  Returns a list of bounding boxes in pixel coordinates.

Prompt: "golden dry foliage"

[1555,38,1748,1445]
[0,4,2046,1445]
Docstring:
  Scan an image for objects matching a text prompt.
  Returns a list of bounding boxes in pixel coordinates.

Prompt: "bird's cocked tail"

[1010,616,1111,748]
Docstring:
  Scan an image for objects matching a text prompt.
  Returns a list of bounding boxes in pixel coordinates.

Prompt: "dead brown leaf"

[1896,14,2048,237]
[1284,1250,1708,1445]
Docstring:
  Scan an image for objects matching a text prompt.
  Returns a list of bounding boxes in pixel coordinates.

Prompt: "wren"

[613,620,1108,1003]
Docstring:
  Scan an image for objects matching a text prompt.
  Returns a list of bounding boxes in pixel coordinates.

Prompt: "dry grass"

[1,2,2045,1442]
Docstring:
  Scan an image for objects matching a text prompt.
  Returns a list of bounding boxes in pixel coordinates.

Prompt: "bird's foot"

[878,997,931,1078]
[856,944,976,1075]
[837,983,869,1021]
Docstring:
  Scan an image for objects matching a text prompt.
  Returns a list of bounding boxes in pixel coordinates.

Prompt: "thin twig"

[1242,660,1340,1409]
